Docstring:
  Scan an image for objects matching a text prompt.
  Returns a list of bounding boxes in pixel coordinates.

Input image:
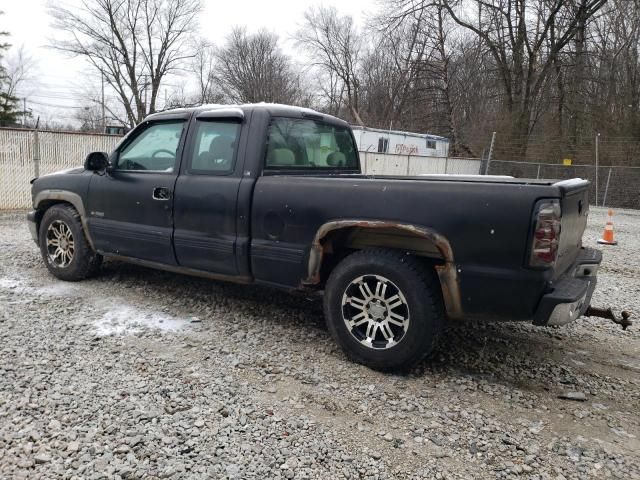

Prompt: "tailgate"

[554,179,590,277]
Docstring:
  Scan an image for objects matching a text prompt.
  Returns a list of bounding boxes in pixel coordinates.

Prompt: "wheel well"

[34,200,75,232]
[305,221,463,320]
[314,225,446,286]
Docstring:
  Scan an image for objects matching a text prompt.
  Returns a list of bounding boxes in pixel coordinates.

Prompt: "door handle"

[152,187,172,201]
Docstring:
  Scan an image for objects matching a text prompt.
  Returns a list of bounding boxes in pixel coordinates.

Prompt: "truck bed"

[251,174,590,321]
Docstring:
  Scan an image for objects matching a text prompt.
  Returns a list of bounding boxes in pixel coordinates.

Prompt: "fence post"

[33,129,40,179]
[485,132,496,174]
[444,156,449,174]
[406,155,410,175]
[602,167,612,207]
[536,164,541,179]
[595,133,600,206]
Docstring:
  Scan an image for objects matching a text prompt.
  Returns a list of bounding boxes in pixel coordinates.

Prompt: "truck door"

[172,109,247,275]
[86,118,187,265]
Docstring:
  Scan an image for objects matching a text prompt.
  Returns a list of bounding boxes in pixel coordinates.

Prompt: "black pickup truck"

[28,103,603,370]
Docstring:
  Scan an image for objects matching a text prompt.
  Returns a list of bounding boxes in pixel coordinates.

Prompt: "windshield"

[265,118,359,170]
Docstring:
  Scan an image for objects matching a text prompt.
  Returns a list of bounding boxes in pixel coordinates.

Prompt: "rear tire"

[39,204,102,281]
[324,248,445,372]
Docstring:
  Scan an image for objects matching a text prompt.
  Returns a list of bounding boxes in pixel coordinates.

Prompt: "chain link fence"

[1,127,638,210]
[486,159,640,209]
[0,128,121,210]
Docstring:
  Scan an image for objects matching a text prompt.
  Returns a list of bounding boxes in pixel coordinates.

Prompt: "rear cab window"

[265,118,359,172]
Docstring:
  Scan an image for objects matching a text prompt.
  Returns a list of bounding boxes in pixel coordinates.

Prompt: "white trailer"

[351,126,449,157]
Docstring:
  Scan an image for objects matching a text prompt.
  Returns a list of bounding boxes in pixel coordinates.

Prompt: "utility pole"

[595,132,600,205]
[101,71,106,133]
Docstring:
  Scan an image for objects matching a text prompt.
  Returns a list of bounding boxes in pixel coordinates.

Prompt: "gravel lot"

[1,206,638,479]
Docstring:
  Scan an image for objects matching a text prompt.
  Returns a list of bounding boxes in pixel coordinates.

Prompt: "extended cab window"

[189,120,241,174]
[265,118,358,170]
[117,121,185,172]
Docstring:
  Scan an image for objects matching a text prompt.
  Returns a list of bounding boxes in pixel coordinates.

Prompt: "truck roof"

[145,103,349,127]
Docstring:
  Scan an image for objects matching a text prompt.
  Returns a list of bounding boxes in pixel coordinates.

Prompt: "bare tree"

[426,5,468,155]
[314,69,344,116]
[191,40,224,104]
[212,28,304,105]
[49,0,201,127]
[287,0,640,166]
[446,34,500,154]
[0,45,36,126]
[398,4,476,156]
[589,0,640,137]
[295,6,364,125]
[363,4,430,130]
[75,104,104,132]
[0,11,23,126]
[365,1,480,154]
[439,0,607,156]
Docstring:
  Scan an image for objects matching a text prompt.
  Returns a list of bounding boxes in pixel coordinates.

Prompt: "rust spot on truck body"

[304,220,463,320]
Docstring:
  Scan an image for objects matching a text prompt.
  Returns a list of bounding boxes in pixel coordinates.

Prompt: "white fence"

[0,128,482,210]
[0,128,121,209]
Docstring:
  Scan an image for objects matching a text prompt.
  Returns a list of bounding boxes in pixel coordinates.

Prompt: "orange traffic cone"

[597,209,618,245]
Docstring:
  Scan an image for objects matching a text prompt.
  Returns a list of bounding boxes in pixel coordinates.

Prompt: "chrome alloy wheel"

[46,220,75,268]
[341,274,410,349]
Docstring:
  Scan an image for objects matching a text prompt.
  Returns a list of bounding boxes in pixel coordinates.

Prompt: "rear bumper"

[27,211,39,245]
[533,247,602,326]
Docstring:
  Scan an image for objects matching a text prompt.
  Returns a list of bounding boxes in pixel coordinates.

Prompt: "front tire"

[324,249,445,371]
[39,204,102,281]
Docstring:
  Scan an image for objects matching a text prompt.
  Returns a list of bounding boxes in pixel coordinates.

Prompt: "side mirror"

[84,151,110,171]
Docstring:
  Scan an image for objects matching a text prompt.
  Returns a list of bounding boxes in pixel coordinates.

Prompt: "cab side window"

[189,120,241,174]
[117,121,185,172]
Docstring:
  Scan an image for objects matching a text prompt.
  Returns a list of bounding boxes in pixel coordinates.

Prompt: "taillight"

[529,200,561,268]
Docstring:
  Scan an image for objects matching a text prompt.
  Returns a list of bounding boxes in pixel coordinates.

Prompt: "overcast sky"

[1,0,378,126]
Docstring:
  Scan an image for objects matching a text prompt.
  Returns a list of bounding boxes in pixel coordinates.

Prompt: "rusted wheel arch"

[305,220,463,320]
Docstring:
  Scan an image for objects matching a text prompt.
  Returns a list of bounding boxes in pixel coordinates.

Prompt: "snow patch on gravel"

[0,275,78,297]
[93,304,190,336]
[0,277,22,289]
[1,274,189,335]
[35,282,78,297]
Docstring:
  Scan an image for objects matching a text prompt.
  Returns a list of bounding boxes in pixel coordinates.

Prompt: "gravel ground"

[0,206,638,480]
